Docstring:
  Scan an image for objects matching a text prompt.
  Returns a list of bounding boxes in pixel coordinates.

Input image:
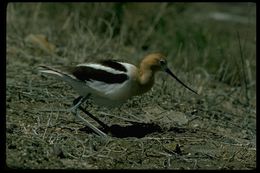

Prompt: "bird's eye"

[159,59,167,65]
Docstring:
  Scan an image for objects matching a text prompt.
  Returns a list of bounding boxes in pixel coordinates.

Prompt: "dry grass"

[6,2,256,169]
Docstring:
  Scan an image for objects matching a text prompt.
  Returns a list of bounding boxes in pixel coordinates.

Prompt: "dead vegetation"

[6,3,256,169]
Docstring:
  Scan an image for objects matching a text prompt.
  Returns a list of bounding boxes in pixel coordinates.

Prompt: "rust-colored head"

[141,52,168,72]
[141,52,198,95]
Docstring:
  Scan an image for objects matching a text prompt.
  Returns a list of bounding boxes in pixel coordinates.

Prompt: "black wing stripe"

[72,66,128,84]
[99,60,127,72]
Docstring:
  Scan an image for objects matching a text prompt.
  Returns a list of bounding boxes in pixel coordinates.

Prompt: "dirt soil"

[6,3,256,170]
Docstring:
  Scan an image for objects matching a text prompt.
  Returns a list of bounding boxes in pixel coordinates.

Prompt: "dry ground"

[6,3,256,169]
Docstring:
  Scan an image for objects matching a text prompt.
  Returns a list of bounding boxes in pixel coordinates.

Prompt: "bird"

[39,52,198,137]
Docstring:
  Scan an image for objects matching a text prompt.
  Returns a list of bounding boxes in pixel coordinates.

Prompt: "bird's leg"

[70,95,108,138]
[75,112,108,138]
[70,95,88,111]
[68,95,89,112]
[78,106,110,130]
[73,96,83,107]
[70,95,109,130]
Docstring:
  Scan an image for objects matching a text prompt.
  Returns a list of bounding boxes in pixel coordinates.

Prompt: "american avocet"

[39,53,197,137]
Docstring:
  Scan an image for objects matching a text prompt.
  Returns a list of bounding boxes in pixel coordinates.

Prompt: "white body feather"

[39,62,139,107]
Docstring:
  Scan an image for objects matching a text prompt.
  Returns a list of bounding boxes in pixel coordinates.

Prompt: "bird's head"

[142,52,198,95]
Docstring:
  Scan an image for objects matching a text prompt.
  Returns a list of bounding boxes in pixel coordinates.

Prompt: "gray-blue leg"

[70,95,108,138]
[69,95,89,112]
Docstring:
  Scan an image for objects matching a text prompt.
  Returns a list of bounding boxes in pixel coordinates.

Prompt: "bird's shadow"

[79,122,187,138]
[79,122,163,138]
[77,106,188,138]
[77,106,163,138]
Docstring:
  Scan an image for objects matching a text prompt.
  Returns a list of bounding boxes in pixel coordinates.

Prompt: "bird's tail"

[38,65,65,77]
[38,65,90,96]
[38,65,78,83]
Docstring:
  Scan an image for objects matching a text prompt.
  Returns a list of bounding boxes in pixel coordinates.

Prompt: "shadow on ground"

[79,122,162,138]
[79,122,192,138]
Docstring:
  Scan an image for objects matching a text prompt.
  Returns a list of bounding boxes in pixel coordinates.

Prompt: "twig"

[42,113,52,140]
[237,31,249,106]
[98,111,142,124]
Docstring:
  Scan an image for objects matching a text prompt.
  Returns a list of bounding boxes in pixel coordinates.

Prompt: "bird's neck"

[137,65,155,95]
